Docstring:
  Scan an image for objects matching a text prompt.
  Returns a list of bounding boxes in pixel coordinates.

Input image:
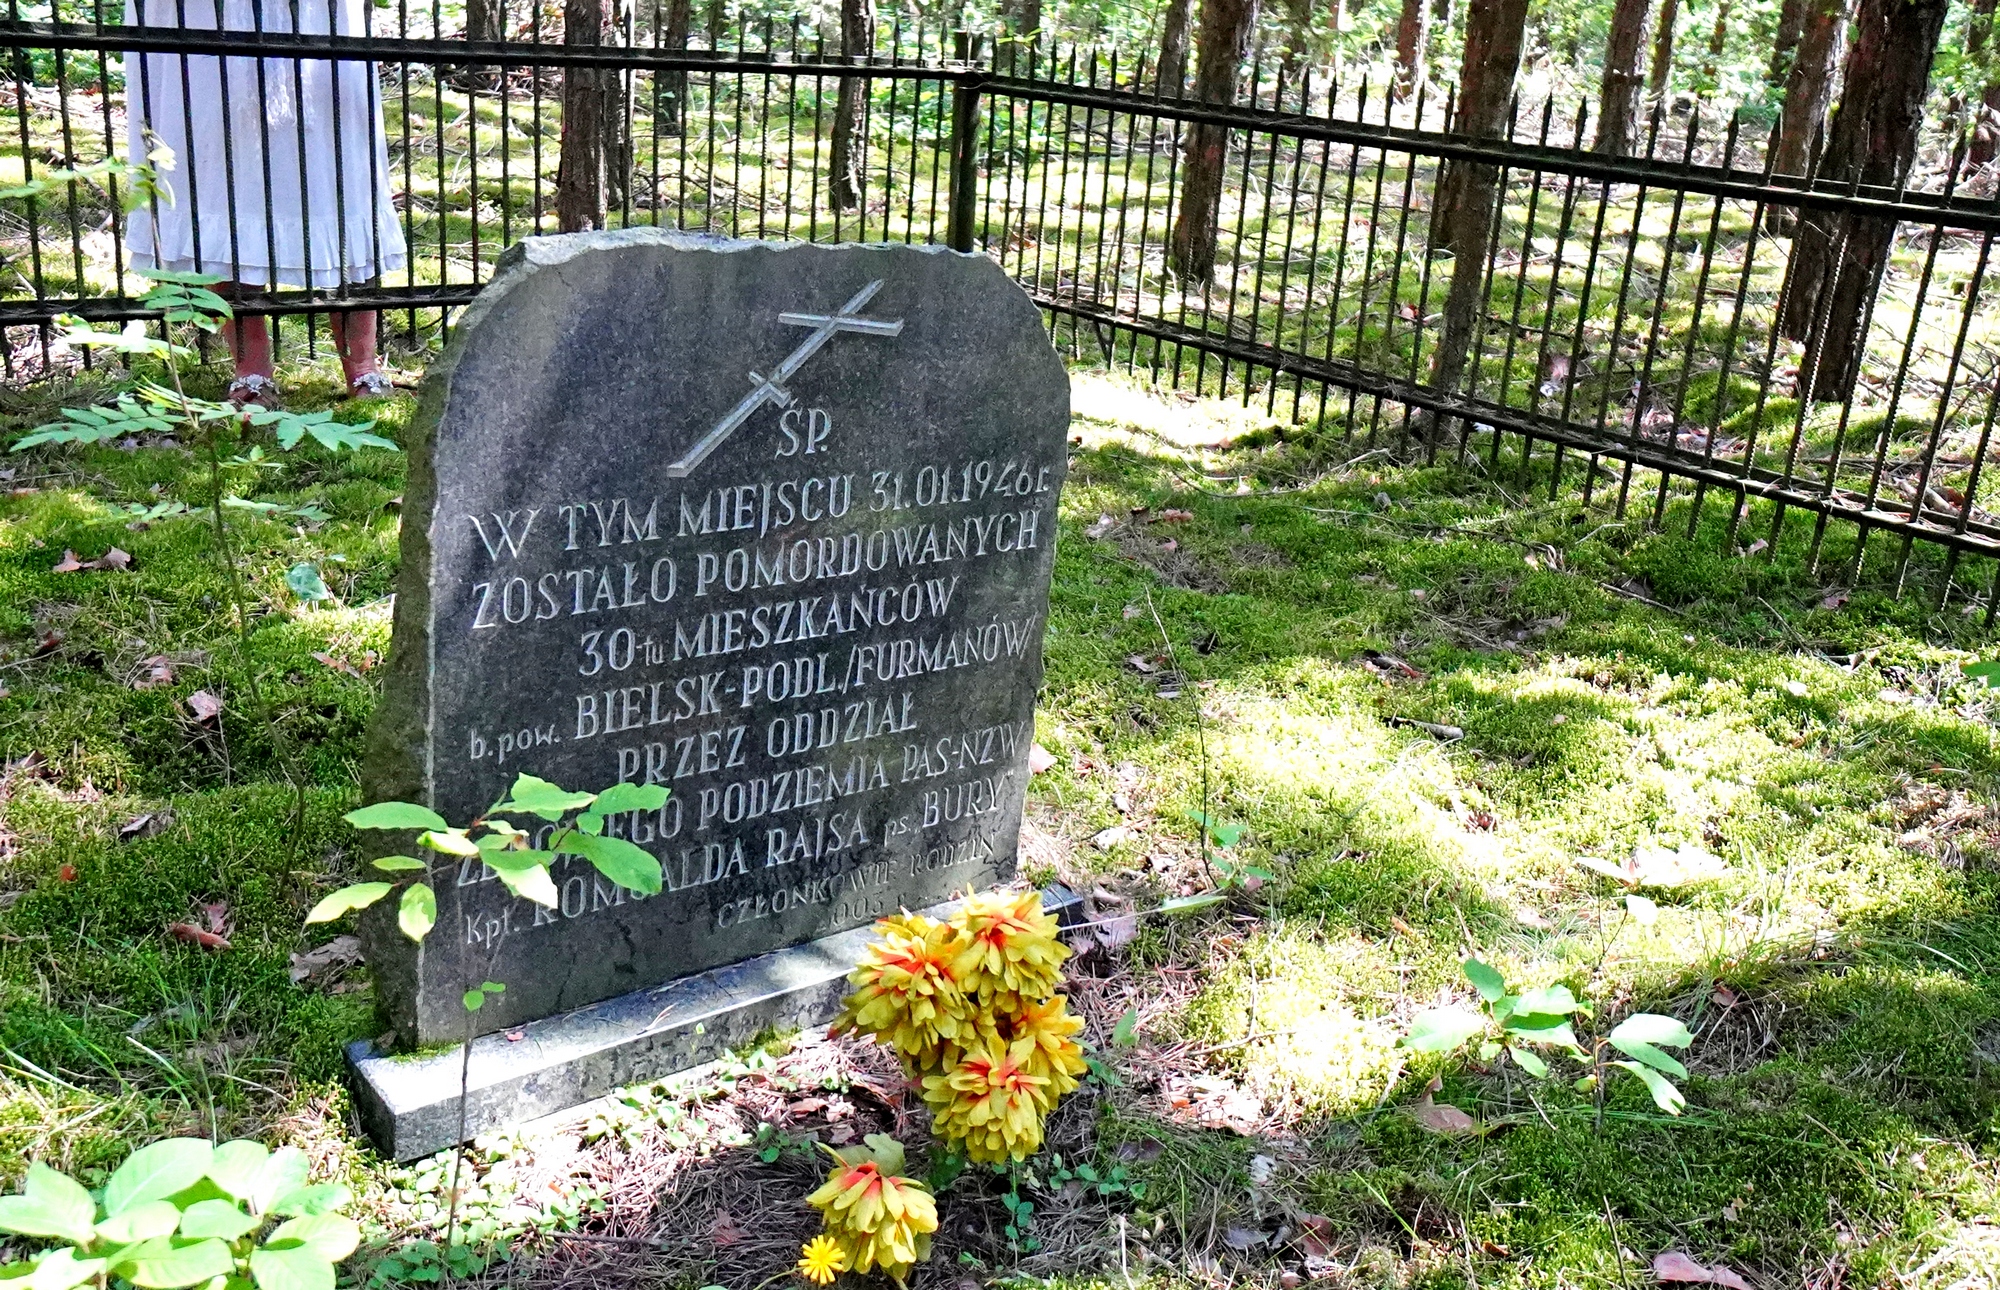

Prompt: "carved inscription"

[381,239,1072,1043]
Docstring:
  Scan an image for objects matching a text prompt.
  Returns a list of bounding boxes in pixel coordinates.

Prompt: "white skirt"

[124,0,408,289]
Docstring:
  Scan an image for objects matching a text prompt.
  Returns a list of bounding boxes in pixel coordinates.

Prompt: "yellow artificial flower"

[795,1234,847,1285]
[806,1137,939,1283]
[950,889,1067,1004]
[1004,994,1089,1105]
[830,912,967,1067]
[922,1037,1051,1164]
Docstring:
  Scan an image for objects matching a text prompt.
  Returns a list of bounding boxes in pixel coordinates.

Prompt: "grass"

[2,346,2000,1287]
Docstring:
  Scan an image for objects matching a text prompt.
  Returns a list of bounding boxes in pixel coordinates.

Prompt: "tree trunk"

[601,0,630,214]
[656,0,690,137]
[1780,0,1948,401]
[1594,0,1652,154]
[1768,0,1804,87]
[1159,0,1195,93]
[828,0,876,212]
[1968,0,2000,165]
[1011,0,1043,40]
[466,0,502,42]
[1770,0,1846,180]
[1427,0,1530,405]
[1169,0,1258,280]
[1280,0,1312,79]
[556,0,609,232]
[1394,0,1427,98]
[1701,0,1730,86]
[1648,0,1679,102]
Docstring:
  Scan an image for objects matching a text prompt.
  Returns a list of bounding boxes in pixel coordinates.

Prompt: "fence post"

[947,31,983,253]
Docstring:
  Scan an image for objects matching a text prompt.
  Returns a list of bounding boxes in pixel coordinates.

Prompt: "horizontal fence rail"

[5,6,2000,614]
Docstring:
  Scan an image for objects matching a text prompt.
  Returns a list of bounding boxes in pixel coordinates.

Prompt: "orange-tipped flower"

[950,889,1067,1004]
[831,912,967,1067]
[921,1038,1051,1164]
[1005,994,1089,1105]
[805,1136,938,1283]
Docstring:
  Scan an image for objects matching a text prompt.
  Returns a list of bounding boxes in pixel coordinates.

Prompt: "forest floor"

[2,343,2000,1290]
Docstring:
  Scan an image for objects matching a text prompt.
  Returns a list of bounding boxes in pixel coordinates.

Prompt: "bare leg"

[329,310,386,393]
[219,282,278,406]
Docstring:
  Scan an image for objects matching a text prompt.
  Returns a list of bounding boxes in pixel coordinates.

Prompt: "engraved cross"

[664,280,904,478]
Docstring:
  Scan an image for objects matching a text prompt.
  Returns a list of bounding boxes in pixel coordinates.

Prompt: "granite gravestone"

[350,230,1069,1155]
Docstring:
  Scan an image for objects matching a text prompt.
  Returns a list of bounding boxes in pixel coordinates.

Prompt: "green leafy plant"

[10,264,399,833]
[1159,811,1271,914]
[307,774,670,943]
[0,1137,357,1290]
[1401,958,1695,1119]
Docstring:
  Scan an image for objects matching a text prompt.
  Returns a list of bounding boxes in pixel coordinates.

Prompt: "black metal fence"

[7,2,2000,613]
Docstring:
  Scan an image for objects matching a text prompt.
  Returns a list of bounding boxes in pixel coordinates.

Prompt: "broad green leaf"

[248,1149,308,1216]
[111,1237,234,1288]
[343,801,448,832]
[1155,890,1227,914]
[303,883,392,924]
[21,1247,106,1290]
[589,782,669,815]
[1112,1006,1138,1048]
[106,1139,213,1216]
[0,1163,97,1245]
[1608,1038,1689,1077]
[480,982,505,993]
[95,1200,182,1243]
[1609,1013,1694,1048]
[1476,1039,1502,1062]
[266,1185,348,1219]
[305,421,397,453]
[1506,1045,1549,1077]
[417,829,480,858]
[266,1214,358,1262]
[1512,985,1579,1019]
[174,1199,259,1241]
[492,773,596,821]
[136,268,228,286]
[1963,659,2000,686]
[204,1140,268,1201]
[370,855,427,873]
[1402,1007,1486,1053]
[1503,1015,1582,1051]
[1462,957,1507,1003]
[397,884,436,942]
[1625,893,1659,925]
[284,564,331,603]
[462,990,484,1012]
[576,811,605,836]
[1609,1060,1686,1115]
[250,1245,334,1290]
[481,850,557,907]
[562,833,663,895]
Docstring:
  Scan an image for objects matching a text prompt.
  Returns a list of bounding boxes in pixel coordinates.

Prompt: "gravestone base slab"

[348,885,1079,1160]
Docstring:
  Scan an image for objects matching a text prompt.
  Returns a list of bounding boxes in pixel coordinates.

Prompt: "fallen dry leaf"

[57,863,76,882]
[1222,1226,1266,1252]
[1159,538,1179,552]
[168,922,230,951]
[95,547,133,571]
[186,690,223,722]
[1652,1250,1749,1288]
[505,1030,524,1041]
[1820,590,1850,610]
[1125,654,1160,674]
[132,655,174,689]
[1153,508,1195,523]
[33,630,62,656]
[50,549,85,573]
[288,934,363,984]
[1413,1078,1477,1134]
[1027,743,1057,774]
[118,810,174,843]
[1084,514,1116,539]
[203,901,230,936]
[1091,825,1134,850]
[1296,1214,1336,1259]
[787,1097,828,1116]
[1114,1137,1164,1163]
[313,651,362,679]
